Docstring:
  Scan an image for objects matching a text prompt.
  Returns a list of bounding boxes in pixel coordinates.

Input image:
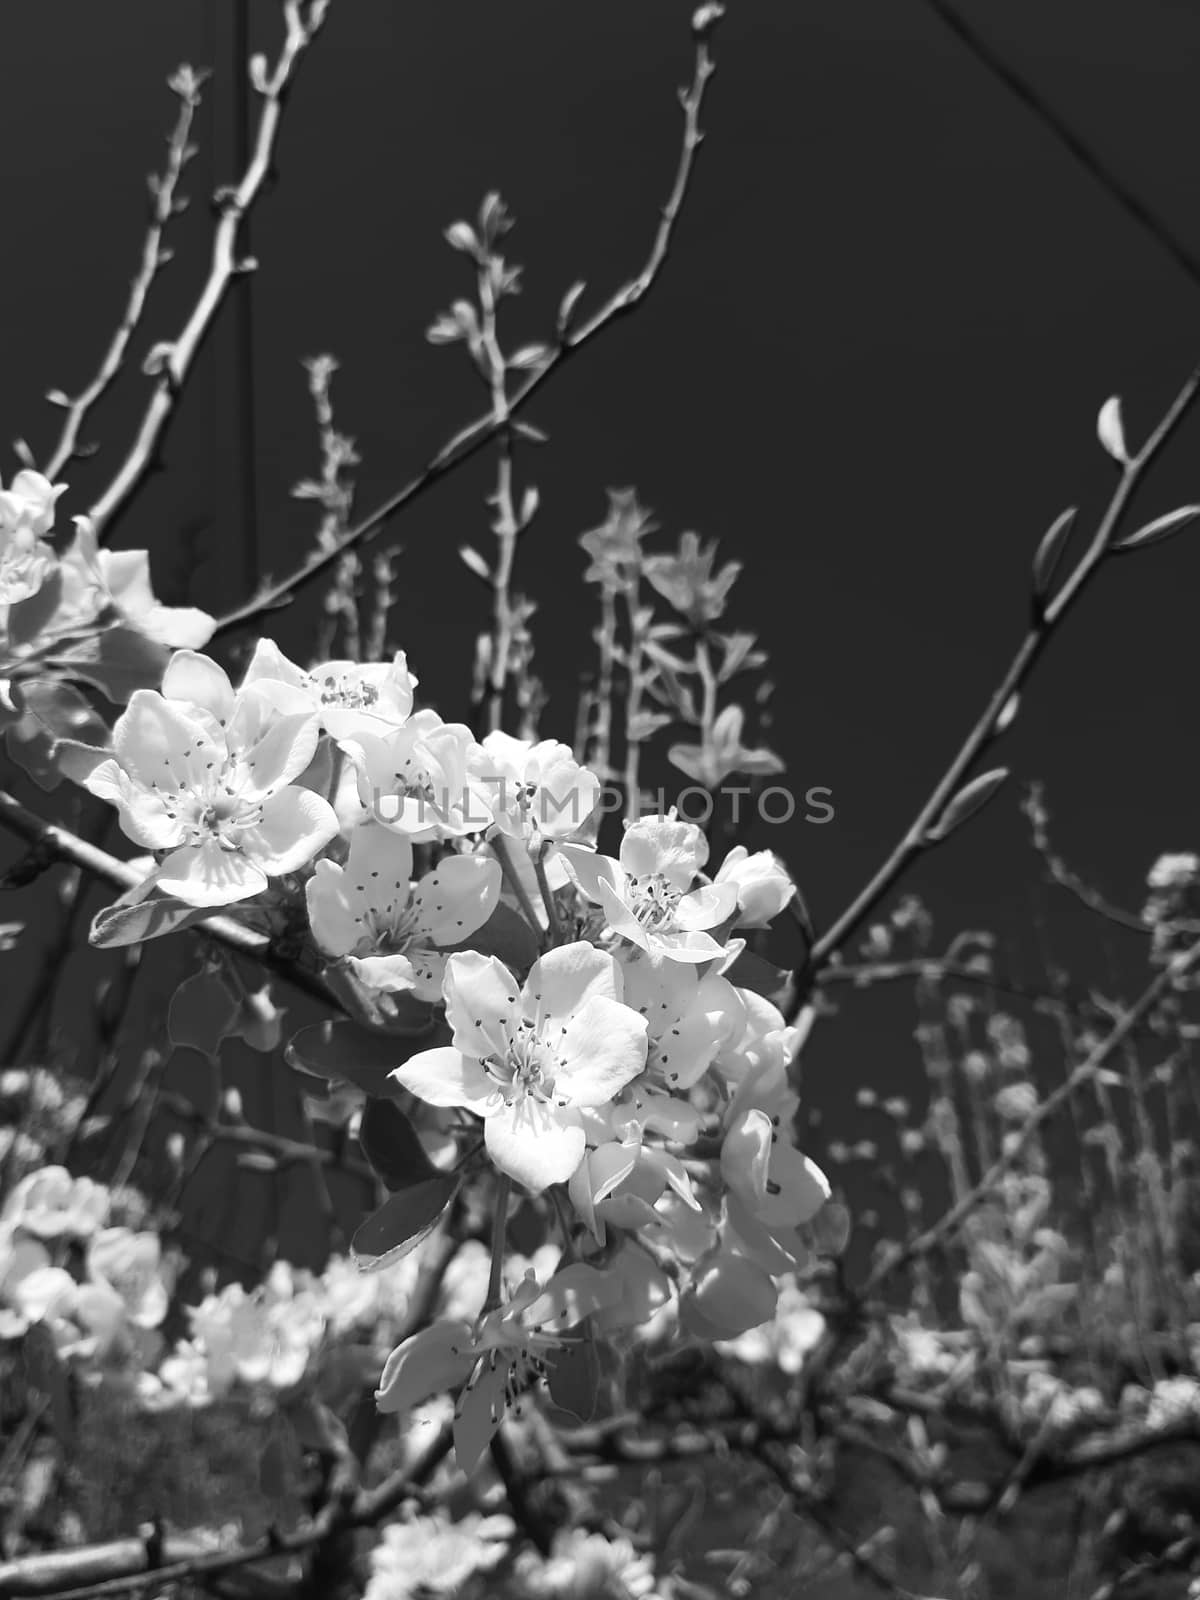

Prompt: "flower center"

[627,871,681,931]
[314,671,379,711]
[479,1018,560,1105]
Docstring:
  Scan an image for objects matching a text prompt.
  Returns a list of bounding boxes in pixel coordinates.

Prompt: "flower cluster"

[72,636,829,1469]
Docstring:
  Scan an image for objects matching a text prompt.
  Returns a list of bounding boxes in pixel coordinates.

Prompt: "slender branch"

[788,364,1200,1015]
[0,788,342,1011]
[86,0,330,540]
[924,0,1200,295]
[42,69,204,481]
[865,930,1200,1293]
[209,5,723,639]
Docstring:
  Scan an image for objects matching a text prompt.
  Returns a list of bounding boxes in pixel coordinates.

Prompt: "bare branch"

[86,0,331,540]
[209,7,722,639]
[0,788,341,1010]
[787,363,1200,1017]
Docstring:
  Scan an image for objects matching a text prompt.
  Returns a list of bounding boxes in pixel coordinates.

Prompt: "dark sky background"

[4,0,1200,1269]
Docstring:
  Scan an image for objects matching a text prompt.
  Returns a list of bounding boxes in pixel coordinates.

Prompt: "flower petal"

[162,651,235,722]
[390,1046,497,1113]
[484,1100,586,1193]
[237,786,338,875]
[443,952,522,1061]
[157,840,269,906]
[555,996,648,1108]
[522,941,620,1026]
[410,853,500,946]
[376,1319,474,1415]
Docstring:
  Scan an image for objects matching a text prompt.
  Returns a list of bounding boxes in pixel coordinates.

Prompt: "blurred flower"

[513,1528,660,1599]
[3,1166,109,1239]
[643,530,740,626]
[0,469,64,603]
[364,1511,514,1599]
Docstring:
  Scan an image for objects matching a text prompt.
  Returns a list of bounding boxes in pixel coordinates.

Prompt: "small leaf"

[545,1328,603,1424]
[91,888,208,949]
[996,693,1019,734]
[285,1016,438,1099]
[557,280,587,336]
[511,419,549,446]
[519,485,540,527]
[1097,395,1128,463]
[459,545,492,582]
[444,220,479,255]
[722,948,791,1004]
[238,1151,280,1174]
[926,768,1009,844]
[1111,504,1200,553]
[47,625,170,705]
[507,343,550,371]
[169,966,240,1059]
[358,1098,439,1191]
[350,1176,458,1271]
[1031,507,1076,601]
[445,900,538,971]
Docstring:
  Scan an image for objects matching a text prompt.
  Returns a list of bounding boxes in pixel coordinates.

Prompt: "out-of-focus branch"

[865,930,1200,1293]
[86,0,330,541]
[0,1421,453,1600]
[42,69,204,482]
[924,0,1200,295]
[787,363,1200,1018]
[209,4,724,639]
[0,788,341,1011]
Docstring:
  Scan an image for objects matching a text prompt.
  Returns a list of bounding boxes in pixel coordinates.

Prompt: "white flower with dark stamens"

[0,469,64,603]
[341,710,493,842]
[239,638,418,741]
[55,520,215,649]
[306,823,500,1001]
[85,650,338,907]
[375,1264,621,1471]
[560,816,738,963]
[618,955,743,1092]
[391,943,648,1192]
[470,730,600,844]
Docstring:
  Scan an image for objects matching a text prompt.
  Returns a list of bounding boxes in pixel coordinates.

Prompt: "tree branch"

[86,0,330,542]
[209,4,723,640]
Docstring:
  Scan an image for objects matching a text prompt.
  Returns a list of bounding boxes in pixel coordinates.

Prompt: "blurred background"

[2,0,1200,1274]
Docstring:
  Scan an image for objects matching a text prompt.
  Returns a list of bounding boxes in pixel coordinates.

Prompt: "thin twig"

[0,788,341,1011]
[86,0,330,540]
[924,0,1200,295]
[788,363,1200,1017]
[42,70,204,480]
[866,931,1200,1293]
[209,6,722,638]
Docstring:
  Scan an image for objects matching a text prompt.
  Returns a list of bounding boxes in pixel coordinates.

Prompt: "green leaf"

[925,768,1009,844]
[168,966,240,1059]
[3,677,111,792]
[285,1017,438,1099]
[721,948,791,1004]
[1111,504,1200,553]
[47,624,170,704]
[90,883,209,949]
[350,1175,458,1272]
[1031,507,1076,603]
[447,900,538,971]
[358,1098,439,1191]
